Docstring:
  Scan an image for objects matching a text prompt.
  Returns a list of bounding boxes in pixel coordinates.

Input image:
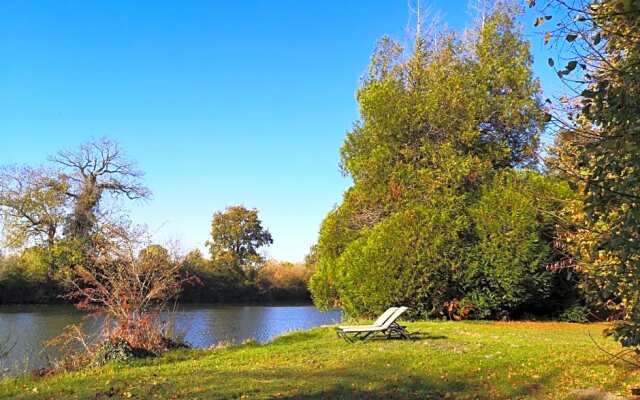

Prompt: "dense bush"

[311,170,577,320]
[460,172,573,319]
[332,205,466,319]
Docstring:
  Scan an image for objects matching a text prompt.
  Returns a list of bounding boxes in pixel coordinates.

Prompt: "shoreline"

[0,321,632,400]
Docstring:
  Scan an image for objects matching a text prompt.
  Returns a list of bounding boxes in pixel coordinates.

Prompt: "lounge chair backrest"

[378,306,408,329]
[372,307,397,326]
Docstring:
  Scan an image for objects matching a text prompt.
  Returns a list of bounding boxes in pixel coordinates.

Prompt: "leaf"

[544,31,552,44]
[544,113,552,122]
[548,58,554,67]
[534,16,545,27]
[566,33,578,42]
[528,0,536,7]
[566,60,578,72]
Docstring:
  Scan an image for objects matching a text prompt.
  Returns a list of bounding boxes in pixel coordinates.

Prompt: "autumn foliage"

[63,224,197,353]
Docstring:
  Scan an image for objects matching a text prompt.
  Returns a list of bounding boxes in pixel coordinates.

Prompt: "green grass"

[1,321,638,399]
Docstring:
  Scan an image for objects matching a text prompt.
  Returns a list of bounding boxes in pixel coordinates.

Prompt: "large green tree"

[206,206,273,279]
[310,4,573,319]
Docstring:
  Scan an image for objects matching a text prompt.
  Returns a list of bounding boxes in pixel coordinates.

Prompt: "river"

[0,304,342,376]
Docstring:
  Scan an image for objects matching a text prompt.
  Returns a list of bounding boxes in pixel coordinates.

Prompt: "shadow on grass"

[339,332,447,342]
[7,347,569,400]
[182,366,480,400]
[273,376,469,400]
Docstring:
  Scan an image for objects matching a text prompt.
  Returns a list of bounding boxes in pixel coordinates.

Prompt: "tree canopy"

[310,5,577,320]
[0,166,68,248]
[52,138,151,239]
[207,205,273,277]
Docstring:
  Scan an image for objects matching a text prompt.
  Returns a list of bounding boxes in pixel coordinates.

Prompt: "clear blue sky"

[0,1,560,261]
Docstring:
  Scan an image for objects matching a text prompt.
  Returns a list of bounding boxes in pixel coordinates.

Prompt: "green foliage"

[309,189,372,309]
[207,205,273,278]
[341,8,542,196]
[138,244,173,272]
[559,304,590,323]
[313,170,573,319]
[0,249,61,304]
[181,248,313,304]
[332,206,467,318]
[0,166,68,250]
[462,171,572,319]
[311,6,579,320]
[181,249,261,302]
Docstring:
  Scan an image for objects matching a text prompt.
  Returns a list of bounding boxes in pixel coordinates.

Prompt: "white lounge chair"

[336,306,410,342]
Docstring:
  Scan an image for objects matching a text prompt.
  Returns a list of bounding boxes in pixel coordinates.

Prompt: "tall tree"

[535,0,640,347]
[206,206,273,278]
[52,139,151,239]
[310,4,572,319]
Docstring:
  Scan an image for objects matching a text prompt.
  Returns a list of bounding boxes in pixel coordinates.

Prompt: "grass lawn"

[1,321,638,399]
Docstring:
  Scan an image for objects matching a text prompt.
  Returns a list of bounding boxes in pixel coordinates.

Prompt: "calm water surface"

[0,304,342,376]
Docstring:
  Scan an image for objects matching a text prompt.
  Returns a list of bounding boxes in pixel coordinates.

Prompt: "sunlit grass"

[1,321,638,399]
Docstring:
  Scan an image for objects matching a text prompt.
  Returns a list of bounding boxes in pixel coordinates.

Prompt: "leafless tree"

[51,138,151,239]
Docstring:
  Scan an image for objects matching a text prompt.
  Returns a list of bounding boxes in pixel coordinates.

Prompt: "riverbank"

[0,304,340,376]
[1,321,638,399]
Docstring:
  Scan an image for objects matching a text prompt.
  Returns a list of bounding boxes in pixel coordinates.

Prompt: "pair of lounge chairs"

[336,306,411,342]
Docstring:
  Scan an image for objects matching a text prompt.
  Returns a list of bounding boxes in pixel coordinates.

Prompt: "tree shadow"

[184,367,479,400]
[273,376,468,400]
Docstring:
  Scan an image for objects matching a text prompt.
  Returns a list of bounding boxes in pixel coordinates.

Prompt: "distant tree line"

[0,142,312,306]
[181,205,313,303]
